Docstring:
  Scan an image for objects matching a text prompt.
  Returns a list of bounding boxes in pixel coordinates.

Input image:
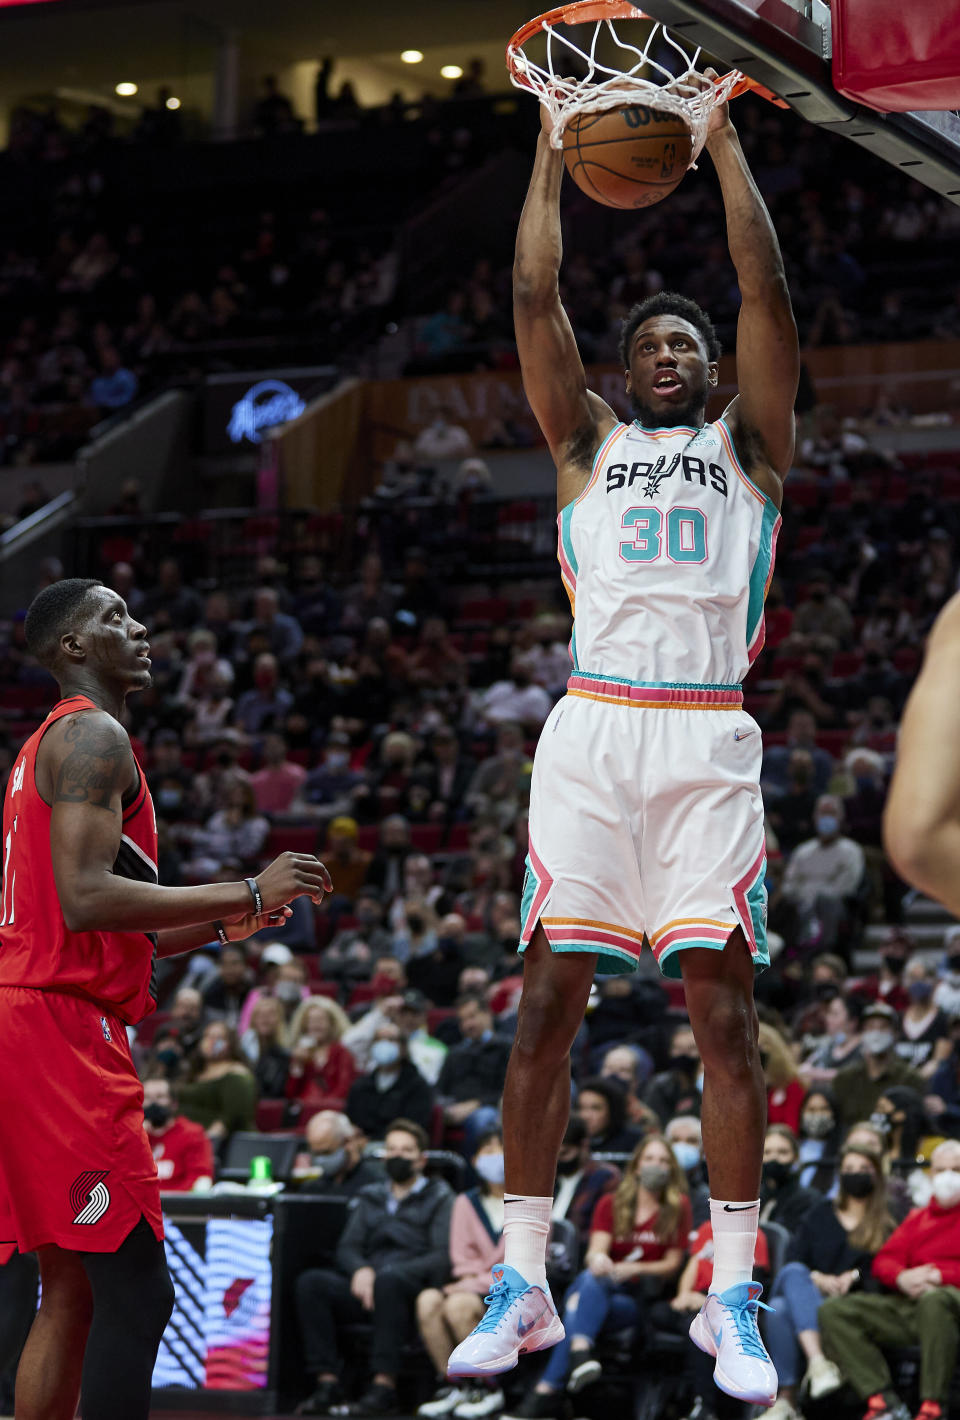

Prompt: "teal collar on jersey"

[632,419,703,436]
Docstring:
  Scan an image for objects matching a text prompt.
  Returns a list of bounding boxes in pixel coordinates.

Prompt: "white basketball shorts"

[519,673,769,981]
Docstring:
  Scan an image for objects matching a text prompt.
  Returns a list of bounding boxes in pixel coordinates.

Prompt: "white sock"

[503,1194,552,1289]
[709,1198,760,1295]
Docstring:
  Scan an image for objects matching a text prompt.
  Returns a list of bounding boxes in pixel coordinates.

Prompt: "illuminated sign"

[154,1215,273,1391]
[226,379,306,445]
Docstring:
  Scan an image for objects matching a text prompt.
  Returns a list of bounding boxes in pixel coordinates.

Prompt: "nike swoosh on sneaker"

[517,1306,548,1337]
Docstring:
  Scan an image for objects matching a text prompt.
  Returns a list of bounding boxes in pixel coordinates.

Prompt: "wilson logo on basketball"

[70,1170,111,1225]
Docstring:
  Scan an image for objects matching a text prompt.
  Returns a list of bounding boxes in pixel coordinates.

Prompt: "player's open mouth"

[137,645,151,664]
[652,374,683,396]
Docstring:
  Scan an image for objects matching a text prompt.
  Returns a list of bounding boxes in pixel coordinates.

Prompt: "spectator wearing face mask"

[552,1117,620,1250]
[346,1024,435,1141]
[799,992,864,1086]
[643,1024,703,1127]
[599,1044,657,1127]
[933,929,960,1020]
[416,1129,507,1420]
[898,957,950,1076]
[819,1139,960,1420]
[502,1136,690,1418]
[321,884,390,982]
[142,1076,214,1192]
[796,1088,844,1191]
[664,1115,710,1225]
[833,1003,924,1130]
[760,1125,821,1233]
[872,1088,937,1172]
[856,930,912,1015]
[296,1111,384,1196]
[762,1146,894,1420]
[294,1119,454,1417]
[295,741,365,820]
[776,796,866,956]
[236,943,306,1033]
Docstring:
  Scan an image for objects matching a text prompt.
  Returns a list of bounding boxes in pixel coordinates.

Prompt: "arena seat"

[266,825,317,856]
[220,1130,299,1183]
[254,1099,287,1132]
[409,823,443,853]
[134,1010,172,1048]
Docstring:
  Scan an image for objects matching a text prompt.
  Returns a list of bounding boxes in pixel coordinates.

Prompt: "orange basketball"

[561,104,693,209]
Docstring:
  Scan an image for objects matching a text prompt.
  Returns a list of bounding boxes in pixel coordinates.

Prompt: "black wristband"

[245,877,263,915]
[214,920,229,946]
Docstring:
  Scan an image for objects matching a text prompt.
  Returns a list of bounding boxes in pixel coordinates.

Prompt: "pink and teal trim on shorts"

[519,843,644,977]
[518,842,770,980]
[650,844,770,981]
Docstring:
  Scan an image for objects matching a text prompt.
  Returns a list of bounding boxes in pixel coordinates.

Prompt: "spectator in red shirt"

[250,731,307,815]
[504,1136,690,1417]
[819,1138,960,1420]
[286,995,357,1113]
[760,1022,805,1134]
[143,1077,214,1192]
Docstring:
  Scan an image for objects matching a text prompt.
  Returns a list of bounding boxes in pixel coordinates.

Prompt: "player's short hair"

[619,291,721,367]
[24,578,104,668]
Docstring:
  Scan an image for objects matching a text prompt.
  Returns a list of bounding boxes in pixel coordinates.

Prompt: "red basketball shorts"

[0,987,163,1255]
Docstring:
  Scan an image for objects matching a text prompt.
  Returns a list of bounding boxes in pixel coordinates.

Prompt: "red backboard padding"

[832,0,960,112]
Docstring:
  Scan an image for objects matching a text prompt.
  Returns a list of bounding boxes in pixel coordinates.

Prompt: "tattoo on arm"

[53,718,131,811]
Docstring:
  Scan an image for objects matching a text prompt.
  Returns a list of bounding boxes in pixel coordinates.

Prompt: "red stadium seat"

[255,1100,287,1132]
[831,651,863,677]
[429,1102,447,1148]
[266,825,317,856]
[357,826,379,852]
[446,823,471,852]
[348,983,384,1009]
[135,1010,172,1048]
[427,1007,456,1035]
[410,823,443,853]
[817,730,851,757]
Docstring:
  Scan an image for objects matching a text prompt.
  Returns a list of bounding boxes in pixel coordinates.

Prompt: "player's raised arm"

[46,711,330,933]
[514,108,618,498]
[705,82,799,491]
[884,593,960,915]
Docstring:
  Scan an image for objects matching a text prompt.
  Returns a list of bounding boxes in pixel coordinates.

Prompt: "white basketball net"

[507,2,752,167]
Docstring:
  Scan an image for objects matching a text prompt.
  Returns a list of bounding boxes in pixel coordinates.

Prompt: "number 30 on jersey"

[619,505,708,565]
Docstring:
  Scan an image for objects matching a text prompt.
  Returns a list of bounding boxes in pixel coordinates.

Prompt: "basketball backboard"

[638,0,960,205]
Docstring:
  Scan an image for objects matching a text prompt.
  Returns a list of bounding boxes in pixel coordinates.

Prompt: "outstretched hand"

[225,904,293,942]
[703,67,733,140]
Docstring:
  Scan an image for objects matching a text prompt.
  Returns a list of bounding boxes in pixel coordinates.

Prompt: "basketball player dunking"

[0,578,332,1420]
[448,87,799,1407]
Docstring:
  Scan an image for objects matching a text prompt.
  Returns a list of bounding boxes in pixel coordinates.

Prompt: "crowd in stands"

[3,63,960,473]
[1,508,960,1416]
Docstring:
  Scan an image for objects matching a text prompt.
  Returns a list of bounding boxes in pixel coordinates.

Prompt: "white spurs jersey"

[557,416,781,688]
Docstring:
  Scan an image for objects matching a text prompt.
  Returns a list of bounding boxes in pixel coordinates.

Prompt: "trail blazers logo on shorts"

[70,1170,111,1225]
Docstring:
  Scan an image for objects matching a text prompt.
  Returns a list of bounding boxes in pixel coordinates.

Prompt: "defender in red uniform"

[0,578,332,1420]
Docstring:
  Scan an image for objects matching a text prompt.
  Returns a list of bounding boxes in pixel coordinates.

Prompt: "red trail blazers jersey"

[0,695,159,1024]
